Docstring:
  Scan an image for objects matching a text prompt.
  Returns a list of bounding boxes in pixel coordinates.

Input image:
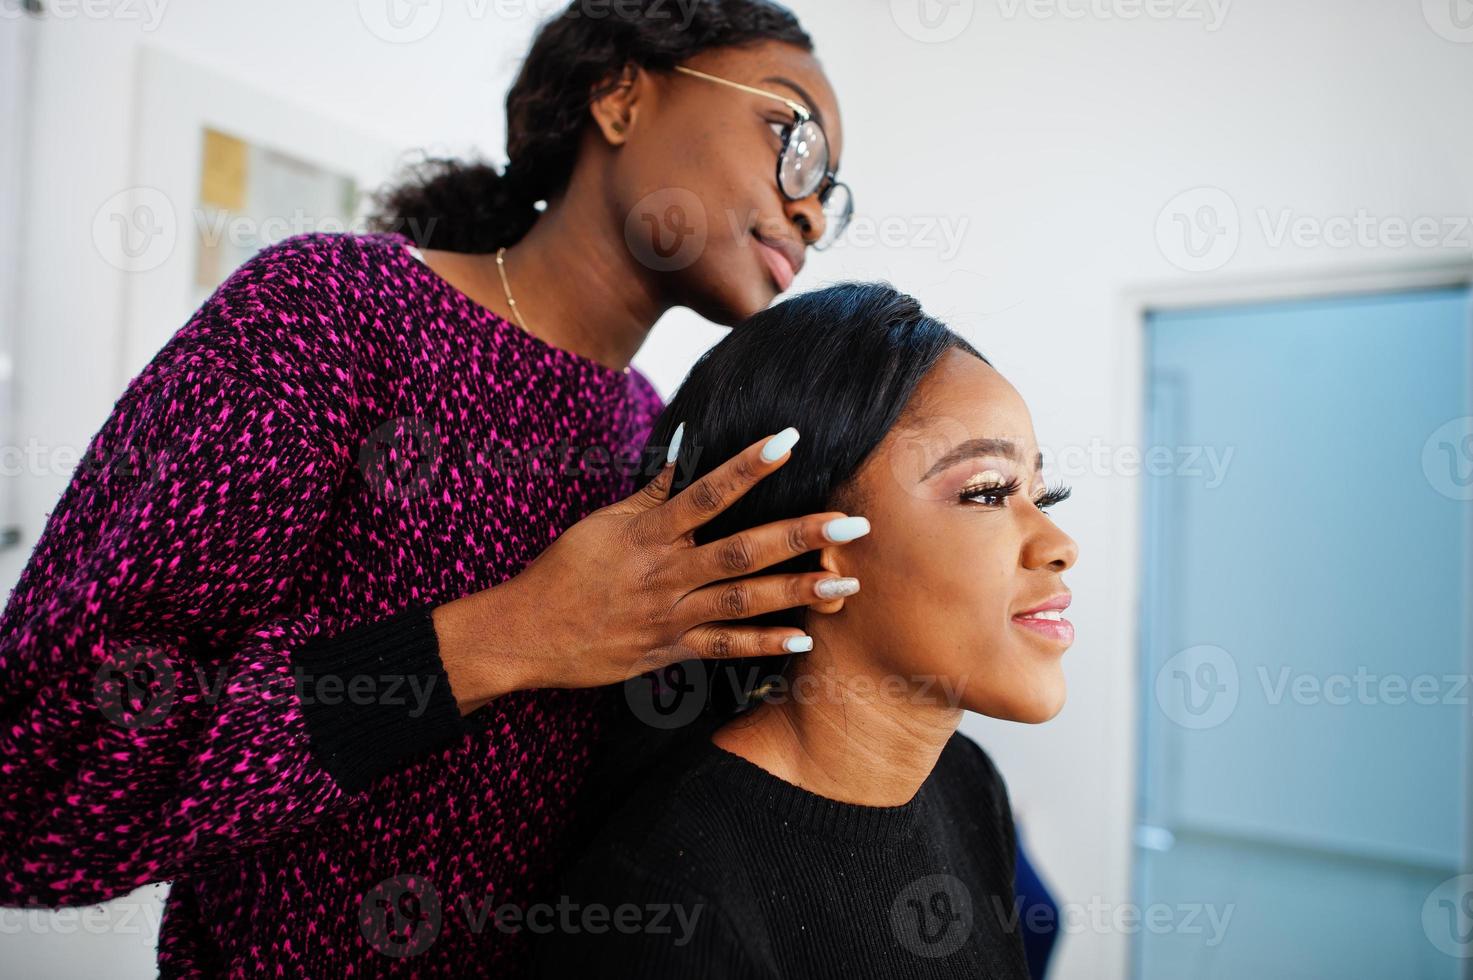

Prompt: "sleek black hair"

[368,0,813,253]
[567,282,990,846]
[633,281,990,713]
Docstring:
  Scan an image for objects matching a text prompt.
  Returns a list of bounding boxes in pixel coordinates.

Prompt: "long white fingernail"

[760,427,800,462]
[823,516,870,542]
[784,635,814,653]
[666,422,685,466]
[815,577,860,599]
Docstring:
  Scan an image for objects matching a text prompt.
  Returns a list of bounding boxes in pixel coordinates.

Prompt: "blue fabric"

[1014,825,1060,980]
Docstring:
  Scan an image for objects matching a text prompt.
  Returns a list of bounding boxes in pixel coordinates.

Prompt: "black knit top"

[532,729,1031,979]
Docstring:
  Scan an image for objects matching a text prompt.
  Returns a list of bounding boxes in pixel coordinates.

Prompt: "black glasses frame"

[672,64,853,250]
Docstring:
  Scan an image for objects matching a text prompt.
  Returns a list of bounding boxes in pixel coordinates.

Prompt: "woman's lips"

[754,237,797,292]
[1012,597,1074,645]
[1012,613,1075,645]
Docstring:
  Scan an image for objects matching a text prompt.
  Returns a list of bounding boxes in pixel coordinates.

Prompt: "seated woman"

[533,282,1078,979]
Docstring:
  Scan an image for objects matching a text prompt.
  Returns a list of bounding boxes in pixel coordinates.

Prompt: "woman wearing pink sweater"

[0,2,861,974]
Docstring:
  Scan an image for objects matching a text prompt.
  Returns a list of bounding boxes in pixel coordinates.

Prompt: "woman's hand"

[432,428,870,713]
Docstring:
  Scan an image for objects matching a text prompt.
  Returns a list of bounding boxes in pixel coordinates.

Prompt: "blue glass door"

[1137,286,1472,978]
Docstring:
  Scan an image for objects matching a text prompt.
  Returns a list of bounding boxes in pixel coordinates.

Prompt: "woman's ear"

[589,63,641,146]
[809,543,854,616]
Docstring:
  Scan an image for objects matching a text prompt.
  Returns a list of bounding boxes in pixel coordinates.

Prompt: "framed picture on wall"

[191,126,361,310]
[115,47,402,382]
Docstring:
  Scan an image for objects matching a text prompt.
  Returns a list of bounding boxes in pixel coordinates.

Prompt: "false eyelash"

[958,476,1023,504]
[959,477,1073,511]
[1035,482,1072,510]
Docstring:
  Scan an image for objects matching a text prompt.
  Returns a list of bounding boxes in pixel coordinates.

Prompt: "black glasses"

[672,64,853,250]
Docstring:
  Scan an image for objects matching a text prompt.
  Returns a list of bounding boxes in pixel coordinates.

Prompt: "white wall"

[3,1,1471,977]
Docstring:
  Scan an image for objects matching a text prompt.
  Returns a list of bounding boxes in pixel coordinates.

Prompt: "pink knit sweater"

[0,232,665,976]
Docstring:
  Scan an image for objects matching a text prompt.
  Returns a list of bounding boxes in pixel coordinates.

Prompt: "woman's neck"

[711,647,964,808]
[441,179,668,374]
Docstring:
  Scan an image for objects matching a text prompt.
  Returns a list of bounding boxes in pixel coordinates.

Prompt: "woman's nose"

[785,195,826,247]
[1023,516,1078,572]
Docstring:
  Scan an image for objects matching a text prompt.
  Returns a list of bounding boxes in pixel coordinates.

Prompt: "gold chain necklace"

[496,247,630,376]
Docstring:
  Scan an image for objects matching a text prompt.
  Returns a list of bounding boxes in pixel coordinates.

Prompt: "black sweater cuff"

[293,603,468,792]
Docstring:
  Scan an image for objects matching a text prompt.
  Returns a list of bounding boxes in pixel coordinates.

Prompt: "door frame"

[1113,257,1473,979]
[0,12,38,561]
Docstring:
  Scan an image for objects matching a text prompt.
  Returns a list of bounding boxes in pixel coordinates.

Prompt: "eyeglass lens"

[779,116,852,248]
[779,119,828,200]
[815,183,852,249]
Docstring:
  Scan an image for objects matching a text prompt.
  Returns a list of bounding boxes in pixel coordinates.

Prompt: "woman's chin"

[1029,688,1068,723]
[685,272,771,327]
[966,676,1067,724]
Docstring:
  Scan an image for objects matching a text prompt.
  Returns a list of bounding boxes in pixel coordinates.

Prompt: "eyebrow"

[761,75,827,133]
[921,438,1044,482]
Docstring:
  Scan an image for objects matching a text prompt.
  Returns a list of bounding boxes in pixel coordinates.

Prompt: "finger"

[623,459,676,513]
[673,572,861,628]
[614,421,684,514]
[651,427,800,541]
[684,512,871,584]
[673,624,815,664]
